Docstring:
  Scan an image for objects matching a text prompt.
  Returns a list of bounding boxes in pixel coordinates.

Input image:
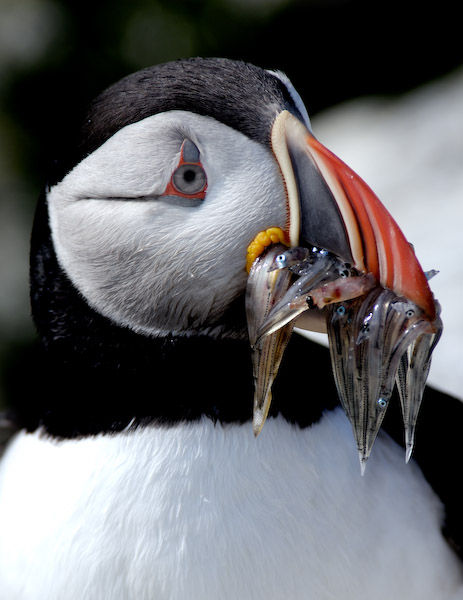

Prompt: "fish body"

[246,242,442,469]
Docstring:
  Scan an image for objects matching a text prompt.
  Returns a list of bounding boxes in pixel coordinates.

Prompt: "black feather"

[48,58,304,187]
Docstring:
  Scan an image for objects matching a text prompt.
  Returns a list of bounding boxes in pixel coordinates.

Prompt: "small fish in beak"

[325,285,442,473]
[246,241,442,472]
[395,296,443,464]
[246,111,442,471]
[245,244,294,437]
[256,245,376,339]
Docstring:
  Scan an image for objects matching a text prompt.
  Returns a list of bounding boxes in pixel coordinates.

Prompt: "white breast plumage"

[0,410,461,600]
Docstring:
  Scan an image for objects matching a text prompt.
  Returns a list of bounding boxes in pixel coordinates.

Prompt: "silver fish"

[395,305,442,463]
[326,288,441,472]
[246,243,442,472]
[269,247,310,271]
[256,247,360,340]
[245,244,294,436]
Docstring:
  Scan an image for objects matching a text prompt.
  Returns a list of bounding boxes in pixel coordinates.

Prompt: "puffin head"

[43,59,296,340]
[41,57,434,347]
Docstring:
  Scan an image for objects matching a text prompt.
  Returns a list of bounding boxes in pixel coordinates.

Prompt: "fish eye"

[306,296,314,309]
[405,309,415,318]
[377,398,388,409]
[336,305,346,316]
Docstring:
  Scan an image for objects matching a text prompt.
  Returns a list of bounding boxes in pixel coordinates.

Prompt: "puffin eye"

[163,139,208,201]
[172,163,207,195]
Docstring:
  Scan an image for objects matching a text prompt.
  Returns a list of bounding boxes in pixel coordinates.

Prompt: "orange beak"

[271,111,436,321]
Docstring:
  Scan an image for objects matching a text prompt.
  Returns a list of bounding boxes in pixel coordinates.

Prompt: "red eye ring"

[163,140,207,200]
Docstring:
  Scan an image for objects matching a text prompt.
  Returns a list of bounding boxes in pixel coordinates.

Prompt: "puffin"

[0,58,461,600]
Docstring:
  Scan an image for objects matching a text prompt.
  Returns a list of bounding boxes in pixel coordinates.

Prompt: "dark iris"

[183,169,196,183]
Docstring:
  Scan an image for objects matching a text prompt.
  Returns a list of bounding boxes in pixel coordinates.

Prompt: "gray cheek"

[58,230,244,336]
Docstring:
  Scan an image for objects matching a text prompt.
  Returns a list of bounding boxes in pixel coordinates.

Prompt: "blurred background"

[0,0,461,411]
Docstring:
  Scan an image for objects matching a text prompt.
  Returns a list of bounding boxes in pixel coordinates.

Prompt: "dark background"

[0,0,461,409]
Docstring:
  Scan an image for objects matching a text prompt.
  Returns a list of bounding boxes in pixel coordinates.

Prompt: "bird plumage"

[1,411,461,600]
[0,58,462,599]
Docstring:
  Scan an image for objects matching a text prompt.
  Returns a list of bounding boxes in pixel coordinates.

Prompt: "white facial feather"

[47,111,288,337]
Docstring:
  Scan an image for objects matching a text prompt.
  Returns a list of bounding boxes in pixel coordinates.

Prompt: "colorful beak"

[271,111,436,321]
[246,110,441,464]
